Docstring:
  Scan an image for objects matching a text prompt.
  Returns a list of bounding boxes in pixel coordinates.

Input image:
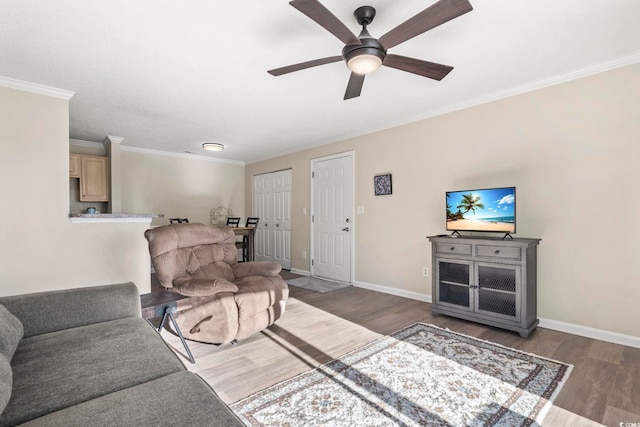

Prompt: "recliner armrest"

[173,277,239,297]
[232,261,282,279]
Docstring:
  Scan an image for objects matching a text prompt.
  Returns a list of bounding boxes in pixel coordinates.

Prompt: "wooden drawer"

[436,242,472,256]
[477,245,521,260]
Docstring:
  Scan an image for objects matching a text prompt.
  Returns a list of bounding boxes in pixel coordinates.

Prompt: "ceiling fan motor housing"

[343,6,386,74]
[354,6,376,26]
[342,38,386,69]
[270,0,474,98]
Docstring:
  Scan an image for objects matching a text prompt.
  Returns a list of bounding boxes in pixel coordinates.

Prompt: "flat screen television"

[446,187,516,234]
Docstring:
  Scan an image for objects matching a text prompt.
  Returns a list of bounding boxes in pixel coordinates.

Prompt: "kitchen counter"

[69,213,163,224]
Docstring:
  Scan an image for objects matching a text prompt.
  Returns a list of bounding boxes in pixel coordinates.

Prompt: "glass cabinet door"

[475,262,520,320]
[436,259,472,311]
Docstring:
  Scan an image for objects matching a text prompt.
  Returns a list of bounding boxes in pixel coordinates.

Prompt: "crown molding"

[105,135,125,144]
[0,76,75,100]
[380,51,640,146]
[246,51,640,165]
[120,145,244,165]
[419,51,640,122]
[69,138,104,149]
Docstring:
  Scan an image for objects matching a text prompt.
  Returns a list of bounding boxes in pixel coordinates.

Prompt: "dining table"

[231,227,256,262]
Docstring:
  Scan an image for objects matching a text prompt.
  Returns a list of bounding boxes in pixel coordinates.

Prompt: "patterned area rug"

[286,276,351,293]
[231,323,572,426]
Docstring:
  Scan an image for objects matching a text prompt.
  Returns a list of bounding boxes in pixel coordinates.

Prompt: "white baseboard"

[287,273,640,349]
[351,280,639,349]
[353,280,432,303]
[538,318,640,349]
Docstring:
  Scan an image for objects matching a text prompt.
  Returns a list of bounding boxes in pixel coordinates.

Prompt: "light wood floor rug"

[231,323,572,426]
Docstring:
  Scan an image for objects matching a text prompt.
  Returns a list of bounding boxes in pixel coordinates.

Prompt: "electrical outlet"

[422,267,429,277]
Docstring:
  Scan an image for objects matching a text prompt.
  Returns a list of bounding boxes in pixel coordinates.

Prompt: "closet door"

[253,170,291,269]
[253,174,273,261]
[272,170,292,269]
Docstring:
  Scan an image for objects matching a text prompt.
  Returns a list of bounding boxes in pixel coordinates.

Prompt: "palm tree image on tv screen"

[446,187,516,233]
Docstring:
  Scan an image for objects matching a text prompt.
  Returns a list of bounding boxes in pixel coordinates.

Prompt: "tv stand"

[427,235,540,338]
[450,231,462,237]
[502,233,513,240]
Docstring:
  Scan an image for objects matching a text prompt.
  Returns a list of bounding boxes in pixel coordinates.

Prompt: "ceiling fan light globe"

[347,54,382,75]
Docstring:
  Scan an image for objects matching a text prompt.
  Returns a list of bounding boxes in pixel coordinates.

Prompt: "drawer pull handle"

[494,250,500,254]
[450,247,455,251]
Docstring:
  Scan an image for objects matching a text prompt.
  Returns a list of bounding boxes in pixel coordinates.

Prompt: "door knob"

[342,227,350,232]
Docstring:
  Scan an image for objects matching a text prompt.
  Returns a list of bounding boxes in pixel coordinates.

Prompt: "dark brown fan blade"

[344,72,365,100]
[383,54,453,80]
[290,0,361,46]
[378,0,473,50]
[268,56,343,76]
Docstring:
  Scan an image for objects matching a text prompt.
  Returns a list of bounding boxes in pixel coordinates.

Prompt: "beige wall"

[246,63,640,337]
[120,151,244,227]
[0,86,153,296]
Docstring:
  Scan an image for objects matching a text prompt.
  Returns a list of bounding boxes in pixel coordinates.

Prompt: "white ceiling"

[2,0,639,163]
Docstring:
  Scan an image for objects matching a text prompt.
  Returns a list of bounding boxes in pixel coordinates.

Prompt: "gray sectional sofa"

[0,282,243,426]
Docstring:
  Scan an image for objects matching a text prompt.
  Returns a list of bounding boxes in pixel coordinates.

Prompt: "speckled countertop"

[69,213,164,218]
[68,213,163,223]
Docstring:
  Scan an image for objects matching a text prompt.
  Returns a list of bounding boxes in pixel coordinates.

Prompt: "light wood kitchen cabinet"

[69,154,81,178]
[79,155,109,202]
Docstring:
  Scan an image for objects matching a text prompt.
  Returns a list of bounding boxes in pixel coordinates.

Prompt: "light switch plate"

[357,205,365,214]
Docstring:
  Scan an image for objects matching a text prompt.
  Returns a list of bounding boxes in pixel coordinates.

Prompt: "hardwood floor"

[156,272,640,426]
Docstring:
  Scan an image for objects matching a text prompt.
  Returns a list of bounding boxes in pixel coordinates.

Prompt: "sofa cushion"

[173,276,238,297]
[234,275,289,318]
[234,275,289,341]
[0,355,11,416]
[232,261,282,279]
[0,317,185,426]
[191,260,235,282]
[0,283,140,339]
[175,294,240,345]
[0,304,23,360]
[17,371,243,427]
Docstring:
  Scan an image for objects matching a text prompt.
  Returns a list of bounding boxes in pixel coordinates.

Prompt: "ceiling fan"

[268,0,473,100]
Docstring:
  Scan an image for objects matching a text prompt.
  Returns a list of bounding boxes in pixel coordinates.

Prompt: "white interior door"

[272,170,292,269]
[312,154,353,283]
[252,170,291,269]
[253,174,272,261]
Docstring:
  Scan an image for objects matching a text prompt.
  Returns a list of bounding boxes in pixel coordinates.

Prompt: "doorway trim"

[310,151,355,283]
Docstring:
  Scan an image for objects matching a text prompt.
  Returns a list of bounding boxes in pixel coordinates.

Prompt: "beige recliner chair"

[144,223,288,344]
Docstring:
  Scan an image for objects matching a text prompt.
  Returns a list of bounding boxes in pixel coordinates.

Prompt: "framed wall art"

[374,174,392,196]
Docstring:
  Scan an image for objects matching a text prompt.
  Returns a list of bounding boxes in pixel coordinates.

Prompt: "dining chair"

[226,217,241,227]
[169,218,189,224]
[237,217,259,262]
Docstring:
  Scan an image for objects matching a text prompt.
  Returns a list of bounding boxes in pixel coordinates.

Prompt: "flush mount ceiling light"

[202,142,224,152]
